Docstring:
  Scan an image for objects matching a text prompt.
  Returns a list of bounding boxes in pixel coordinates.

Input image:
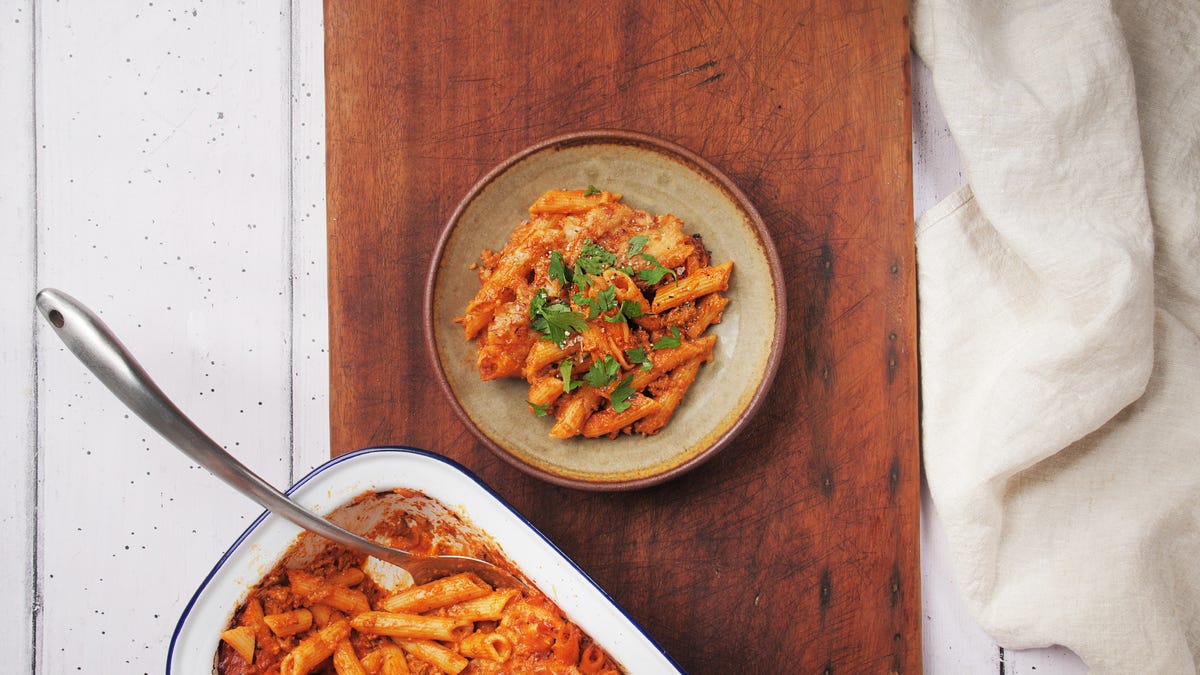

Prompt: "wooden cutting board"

[324,2,919,672]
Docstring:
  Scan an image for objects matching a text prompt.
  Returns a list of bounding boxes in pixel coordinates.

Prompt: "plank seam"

[285,0,298,484]
[29,0,42,671]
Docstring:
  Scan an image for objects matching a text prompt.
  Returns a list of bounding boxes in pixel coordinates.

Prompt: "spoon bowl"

[35,288,522,589]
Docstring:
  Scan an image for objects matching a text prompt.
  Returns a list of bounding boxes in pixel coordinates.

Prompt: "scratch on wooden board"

[626,42,709,74]
[669,59,718,78]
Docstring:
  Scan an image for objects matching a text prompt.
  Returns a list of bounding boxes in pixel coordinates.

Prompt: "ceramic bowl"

[167,446,683,673]
[425,130,785,490]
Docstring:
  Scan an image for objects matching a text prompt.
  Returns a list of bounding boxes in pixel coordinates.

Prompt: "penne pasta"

[687,292,729,338]
[393,638,469,675]
[604,268,652,313]
[327,567,365,587]
[332,639,368,675]
[459,630,513,662]
[219,625,255,664]
[523,339,577,380]
[650,260,733,313]
[264,608,314,638]
[358,649,383,673]
[529,188,619,215]
[378,643,411,675]
[552,623,582,664]
[351,611,473,642]
[580,643,609,674]
[288,569,372,616]
[632,214,695,271]
[378,572,492,614]
[278,619,350,675]
[239,597,273,646]
[443,588,520,622]
[634,358,703,435]
[581,393,661,438]
[626,334,717,394]
[360,644,411,675]
[579,316,634,365]
[527,373,566,408]
[308,603,341,628]
[549,387,603,439]
[459,189,732,439]
[216,490,623,675]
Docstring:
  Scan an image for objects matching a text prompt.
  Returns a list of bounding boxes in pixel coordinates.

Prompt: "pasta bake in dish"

[216,489,621,675]
[458,188,733,439]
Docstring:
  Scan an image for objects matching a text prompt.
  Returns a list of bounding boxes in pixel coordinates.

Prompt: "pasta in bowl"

[425,131,785,490]
[459,187,733,439]
[168,447,683,674]
[214,491,622,674]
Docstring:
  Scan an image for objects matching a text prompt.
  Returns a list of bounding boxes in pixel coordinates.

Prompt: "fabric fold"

[912,0,1200,671]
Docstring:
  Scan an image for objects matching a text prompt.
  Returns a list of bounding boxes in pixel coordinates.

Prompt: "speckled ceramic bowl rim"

[423,129,786,491]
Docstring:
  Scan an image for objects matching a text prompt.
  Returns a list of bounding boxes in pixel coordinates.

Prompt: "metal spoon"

[35,288,521,589]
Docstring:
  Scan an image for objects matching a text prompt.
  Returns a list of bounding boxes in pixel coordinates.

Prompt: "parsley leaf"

[637,252,676,285]
[626,235,648,256]
[604,298,644,324]
[610,374,637,413]
[575,240,617,277]
[595,285,617,313]
[530,289,588,347]
[583,355,621,388]
[626,346,653,371]
[653,325,682,350]
[530,402,551,417]
[548,250,572,286]
[583,184,601,196]
[529,288,549,319]
[560,358,582,393]
[537,306,589,346]
[620,299,643,320]
[572,291,598,319]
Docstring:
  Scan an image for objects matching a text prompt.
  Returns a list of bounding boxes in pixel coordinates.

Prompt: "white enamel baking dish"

[167,446,683,674]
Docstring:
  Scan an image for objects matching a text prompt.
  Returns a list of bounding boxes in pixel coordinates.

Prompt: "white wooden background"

[1,1,1088,672]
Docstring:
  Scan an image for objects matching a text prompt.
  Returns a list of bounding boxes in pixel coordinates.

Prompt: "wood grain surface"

[324,2,919,672]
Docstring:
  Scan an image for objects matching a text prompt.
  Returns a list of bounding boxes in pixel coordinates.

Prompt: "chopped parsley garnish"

[575,240,617,277]
[560,358,582,393]
[624,235,675,284]
[548,250,572,286]
[594,285,617,313]
[653,325,682,350]
[583,355,621,388]
[604,298,643,324]
[610,374,637,413]
[530,402,551,417]
[637,252,676,285]
[530,288,588,347]
[573,285,617,320]
[529,287,549,319]
[572,292,597,319]
[626,346,653,371]
[583,184,601,196]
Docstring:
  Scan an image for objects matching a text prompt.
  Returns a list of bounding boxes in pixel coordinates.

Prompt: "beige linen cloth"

[912,0,1199,672]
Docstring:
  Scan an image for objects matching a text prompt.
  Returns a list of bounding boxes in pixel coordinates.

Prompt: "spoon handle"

[34,288,407,564]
